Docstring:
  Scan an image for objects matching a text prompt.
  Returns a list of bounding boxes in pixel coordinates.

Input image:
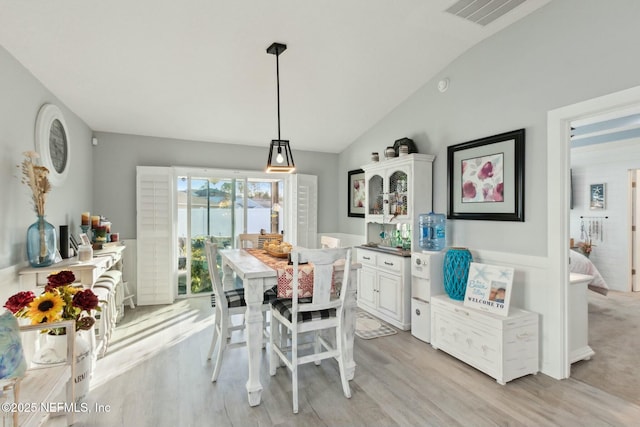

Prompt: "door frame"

[629,169,640,292]
[547,84,640,379]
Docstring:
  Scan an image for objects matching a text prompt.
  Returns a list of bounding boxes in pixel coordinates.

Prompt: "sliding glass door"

[176,170,285,297]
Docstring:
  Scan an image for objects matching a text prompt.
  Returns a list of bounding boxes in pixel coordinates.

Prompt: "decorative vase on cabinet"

[26,215,56,267]
[443,247,472,300]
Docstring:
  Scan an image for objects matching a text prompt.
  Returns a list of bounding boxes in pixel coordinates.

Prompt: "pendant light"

[266,42,295,173]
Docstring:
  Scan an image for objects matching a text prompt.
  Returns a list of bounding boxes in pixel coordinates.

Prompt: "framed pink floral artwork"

[447,129,525,221]
[348,169,365,218]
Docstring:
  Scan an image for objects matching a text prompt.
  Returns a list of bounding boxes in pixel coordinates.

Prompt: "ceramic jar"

[385,147,396,159]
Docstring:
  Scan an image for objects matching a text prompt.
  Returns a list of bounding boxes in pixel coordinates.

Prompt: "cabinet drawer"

[357,250,377,266]
[376,253,402,273]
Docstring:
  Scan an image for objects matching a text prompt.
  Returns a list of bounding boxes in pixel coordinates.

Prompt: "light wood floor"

[47,297,640,427]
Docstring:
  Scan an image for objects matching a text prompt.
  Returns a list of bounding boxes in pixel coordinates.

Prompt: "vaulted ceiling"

[0,0,551,153]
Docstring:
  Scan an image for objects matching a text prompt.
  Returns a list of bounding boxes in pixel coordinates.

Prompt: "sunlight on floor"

[90,297,214,389]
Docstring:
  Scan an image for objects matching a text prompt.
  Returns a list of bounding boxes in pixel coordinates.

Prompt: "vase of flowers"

[20,151,55,267]
[4,271,101,403]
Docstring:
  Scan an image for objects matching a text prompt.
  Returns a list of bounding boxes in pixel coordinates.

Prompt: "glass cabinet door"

[387,170,408,217]
[368,174,384,215]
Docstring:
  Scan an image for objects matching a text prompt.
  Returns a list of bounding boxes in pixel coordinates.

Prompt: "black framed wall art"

[447,128,525,221]
[348,169,365,218]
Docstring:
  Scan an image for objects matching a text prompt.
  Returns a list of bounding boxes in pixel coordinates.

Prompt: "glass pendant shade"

[266,139,295,173]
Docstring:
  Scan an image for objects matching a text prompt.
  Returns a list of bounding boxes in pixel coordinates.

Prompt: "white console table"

[19,244,125,288]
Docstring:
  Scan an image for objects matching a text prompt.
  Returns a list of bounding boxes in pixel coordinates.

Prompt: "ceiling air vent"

[445,0,526,26]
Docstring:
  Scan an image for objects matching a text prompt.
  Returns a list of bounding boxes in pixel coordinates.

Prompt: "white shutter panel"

[285,174,317,248]
[136,166,176,305]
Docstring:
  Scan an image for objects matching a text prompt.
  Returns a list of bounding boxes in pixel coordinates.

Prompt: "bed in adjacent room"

[570,249,609,296]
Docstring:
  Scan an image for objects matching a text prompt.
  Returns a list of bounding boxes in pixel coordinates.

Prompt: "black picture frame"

[347,169,365,218]
[447,128,525,221]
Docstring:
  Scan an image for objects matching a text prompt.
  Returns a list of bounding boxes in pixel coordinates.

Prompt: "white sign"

[463,262,514,316]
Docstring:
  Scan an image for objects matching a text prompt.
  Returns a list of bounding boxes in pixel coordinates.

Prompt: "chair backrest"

[290,247,352,320]
[320,235,341,248]
[238,233,260,248]
[205,240,228,314]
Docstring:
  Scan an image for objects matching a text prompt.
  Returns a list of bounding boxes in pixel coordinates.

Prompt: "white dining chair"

[269,247,352,413]
[238,233,260,249]
[205,240,276,382]
[320,235,341,248]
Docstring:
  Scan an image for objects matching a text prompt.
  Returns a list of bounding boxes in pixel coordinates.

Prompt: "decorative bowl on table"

[264,241,292,258]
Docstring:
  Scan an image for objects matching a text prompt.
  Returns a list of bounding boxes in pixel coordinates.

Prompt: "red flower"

[72,289,99,312]
[46,270,76,292]
[3,291,35,314]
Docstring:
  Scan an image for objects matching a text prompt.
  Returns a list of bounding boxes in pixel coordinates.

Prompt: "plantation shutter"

[136,166,176,305]
[285,174,318,248]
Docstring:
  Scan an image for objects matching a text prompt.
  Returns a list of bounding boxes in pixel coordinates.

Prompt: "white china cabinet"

[357,154,434,330]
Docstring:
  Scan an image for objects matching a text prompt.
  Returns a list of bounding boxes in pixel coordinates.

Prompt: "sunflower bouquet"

[3,271,100,335]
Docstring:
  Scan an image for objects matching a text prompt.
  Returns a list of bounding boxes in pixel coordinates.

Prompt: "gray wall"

[0,45,93,269]
[338,0,640,257]
[91,132,339,239]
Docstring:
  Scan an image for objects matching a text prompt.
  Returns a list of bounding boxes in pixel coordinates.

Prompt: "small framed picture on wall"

[590,183,606,210]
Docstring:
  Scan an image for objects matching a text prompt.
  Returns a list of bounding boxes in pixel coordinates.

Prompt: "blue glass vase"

[27,215,56,267]
[443,247,473,300]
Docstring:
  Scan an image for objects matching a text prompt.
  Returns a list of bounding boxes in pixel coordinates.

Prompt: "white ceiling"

[0,0,550,153]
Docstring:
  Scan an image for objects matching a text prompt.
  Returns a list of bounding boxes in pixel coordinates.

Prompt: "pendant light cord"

[276,46,281,141]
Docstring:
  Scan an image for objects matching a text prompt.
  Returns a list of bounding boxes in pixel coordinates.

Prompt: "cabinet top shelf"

[362,153,435,171]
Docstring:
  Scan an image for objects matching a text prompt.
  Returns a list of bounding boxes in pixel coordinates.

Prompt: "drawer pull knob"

[516,333,531,339]
[454,308,469,316]
[363,256,371,260]
[384,261,394,266]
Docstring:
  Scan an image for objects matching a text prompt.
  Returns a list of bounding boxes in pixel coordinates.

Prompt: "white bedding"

[569,250,609,295]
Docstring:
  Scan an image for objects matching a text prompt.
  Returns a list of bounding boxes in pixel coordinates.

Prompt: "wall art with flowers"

[348,169,365,218]
[447,129,525,222]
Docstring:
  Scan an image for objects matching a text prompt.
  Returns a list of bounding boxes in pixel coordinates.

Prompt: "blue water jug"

[419,212,446,251]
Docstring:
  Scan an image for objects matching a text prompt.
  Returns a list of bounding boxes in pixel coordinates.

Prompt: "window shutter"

[136,166,176,305]
[285,174,317,248]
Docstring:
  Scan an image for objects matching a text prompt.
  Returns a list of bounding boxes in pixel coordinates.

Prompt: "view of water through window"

[176,175,284,296]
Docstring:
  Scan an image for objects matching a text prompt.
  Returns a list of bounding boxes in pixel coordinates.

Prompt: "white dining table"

[218,248,360,407]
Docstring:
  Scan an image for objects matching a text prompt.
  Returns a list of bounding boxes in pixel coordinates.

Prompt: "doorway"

[547,84,640,379]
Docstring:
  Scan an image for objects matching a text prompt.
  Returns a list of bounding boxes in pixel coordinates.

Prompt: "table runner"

[245,249,316,298]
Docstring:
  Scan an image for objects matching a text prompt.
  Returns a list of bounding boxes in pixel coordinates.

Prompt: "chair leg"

[269,314,280,376]
[292,329,299,414]
[314,331,321,366]
[211,316,228,382]
[262,310,268,349]
[207,309,221,360]
[336,323,351,399]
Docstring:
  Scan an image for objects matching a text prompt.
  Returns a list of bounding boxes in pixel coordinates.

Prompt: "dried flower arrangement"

[20,151,51,216]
